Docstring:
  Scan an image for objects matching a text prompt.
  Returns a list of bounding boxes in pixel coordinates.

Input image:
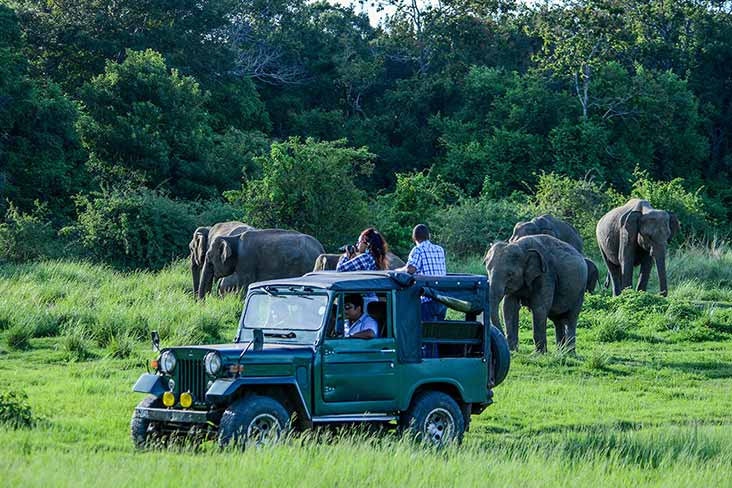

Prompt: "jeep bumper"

[135,407,211,424]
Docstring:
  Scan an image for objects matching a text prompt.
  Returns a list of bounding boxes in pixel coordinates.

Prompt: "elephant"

[312,252,406,271]
[188,221,253,297]
[596,199,680,297]
[198,229,325,298]
[484,235,587,353]
[585,258,599,293]
[510,214,584,254]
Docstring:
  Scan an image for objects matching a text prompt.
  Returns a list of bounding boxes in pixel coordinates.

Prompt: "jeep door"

[316,291,399,415]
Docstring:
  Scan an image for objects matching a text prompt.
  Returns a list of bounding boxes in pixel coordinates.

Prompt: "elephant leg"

[603,251,622,297]
[191,263,201,296]
[502,295,521,351]
[636,255,653,292]
[552,317,566,348]
[531,308,548,353]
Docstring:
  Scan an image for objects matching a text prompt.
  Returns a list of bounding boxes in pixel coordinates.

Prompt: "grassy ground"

[2,245,732,486]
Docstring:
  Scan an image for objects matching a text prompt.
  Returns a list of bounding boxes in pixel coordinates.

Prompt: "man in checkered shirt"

[402,224,447,322]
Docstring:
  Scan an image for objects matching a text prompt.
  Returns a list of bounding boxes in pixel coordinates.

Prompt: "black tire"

[218,395,290,449]
[130,395,163,450]
[490,325,511,387]
[399,391,465,446]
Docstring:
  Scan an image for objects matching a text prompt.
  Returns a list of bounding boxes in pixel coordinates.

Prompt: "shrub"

[0,390,34,429]
[0,201,56,263]
[60,329,94,362]
[594,312,630,342]
[372,170,460,256]
[106,333,135,359]
[68,189,197,270]
[529,172,620,246]
[227,137,374,251]
[432,197,532,258]
[5,325,31,350]
[585,349,611,371]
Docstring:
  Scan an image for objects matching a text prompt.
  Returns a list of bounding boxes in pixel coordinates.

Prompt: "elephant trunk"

[191,261,201,296]
[654,250,668,297]
[198,261,215,299]
[489,283,504,333]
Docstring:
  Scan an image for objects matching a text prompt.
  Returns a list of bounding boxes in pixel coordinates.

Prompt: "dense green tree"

[77,49,265,198]
[0,4,87,218]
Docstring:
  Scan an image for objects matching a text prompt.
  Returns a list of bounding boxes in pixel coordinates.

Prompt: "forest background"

[1,0,731,267]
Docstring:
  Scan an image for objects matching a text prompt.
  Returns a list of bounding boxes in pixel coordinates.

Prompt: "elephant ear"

[483,241,507,267]
[668,212,680,241]
[524,249,547,286]
[220,238,233,263]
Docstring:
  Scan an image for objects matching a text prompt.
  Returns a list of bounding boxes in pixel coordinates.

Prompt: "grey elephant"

[188,221,253,296]
[484,235,587,353]
[510,214,584,253]
[584,258,599,293]
[312,252,406,271]
[198,229,325,298]
[596,199,679,296]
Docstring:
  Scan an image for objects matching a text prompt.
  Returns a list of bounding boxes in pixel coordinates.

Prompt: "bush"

[372,170,460,256]
[0,201,56,263]
[529,172,620,247]
[432,197,532,258]
[5,325,31,350]
[0,390,34,429]
[68,189,197,270]
[227,137,374,250]
[106,333,135,359]
[594,312,630,342]
[60,329,94,362]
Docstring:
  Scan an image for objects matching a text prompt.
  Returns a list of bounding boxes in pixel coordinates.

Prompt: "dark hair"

[359,227,389,270]
[412,224,430,242]
[344,294,364,310]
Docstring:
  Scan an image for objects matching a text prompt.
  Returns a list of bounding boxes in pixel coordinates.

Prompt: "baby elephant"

[484,235,587,353]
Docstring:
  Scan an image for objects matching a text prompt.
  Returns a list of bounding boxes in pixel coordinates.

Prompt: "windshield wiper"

[264,331,297,339]
[263,286,280,296]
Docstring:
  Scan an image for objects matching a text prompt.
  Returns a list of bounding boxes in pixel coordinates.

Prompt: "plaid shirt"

[407,240,447,303]
[336,251,377,272]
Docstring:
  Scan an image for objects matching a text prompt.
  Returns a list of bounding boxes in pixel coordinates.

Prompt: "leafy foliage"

[0,201,56,263]
[227,137,374,250]
[0,390,34,429]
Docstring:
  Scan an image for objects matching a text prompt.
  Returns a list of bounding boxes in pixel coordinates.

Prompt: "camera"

[338,244,357,255]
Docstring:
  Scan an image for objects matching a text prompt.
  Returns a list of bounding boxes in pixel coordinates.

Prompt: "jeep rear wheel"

[399,391,465,447]
[218,395,290,449]
[130,395,164,450]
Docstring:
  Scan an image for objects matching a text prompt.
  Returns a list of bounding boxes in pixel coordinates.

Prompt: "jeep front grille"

[176,358,206,404]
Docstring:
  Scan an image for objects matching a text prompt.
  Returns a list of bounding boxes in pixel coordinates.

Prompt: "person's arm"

[402,246,422,275]
[348,329,375,339]
[336,253,373,272]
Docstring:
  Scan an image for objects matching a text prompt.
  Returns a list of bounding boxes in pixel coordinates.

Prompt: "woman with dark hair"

[336,227,389,272]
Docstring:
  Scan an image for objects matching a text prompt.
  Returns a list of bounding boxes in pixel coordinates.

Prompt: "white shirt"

[345,313,379,337]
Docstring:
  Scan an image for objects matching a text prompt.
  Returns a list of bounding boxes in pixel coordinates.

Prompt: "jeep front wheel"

[130,395,164,450]
[218,395,290,449]
[399,391,465,446]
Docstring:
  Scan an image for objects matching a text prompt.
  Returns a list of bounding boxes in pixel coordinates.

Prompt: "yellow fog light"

[162,391,175,407]
[180,392,193,408]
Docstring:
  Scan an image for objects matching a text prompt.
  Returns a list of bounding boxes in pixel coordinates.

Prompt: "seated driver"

[344,294,378,339]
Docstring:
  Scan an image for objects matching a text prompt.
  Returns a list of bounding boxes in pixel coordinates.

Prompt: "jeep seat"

[367,301,387,337]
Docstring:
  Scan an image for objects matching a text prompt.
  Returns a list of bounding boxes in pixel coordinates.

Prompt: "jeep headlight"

[205,351,222,376]
[160,351,176,374]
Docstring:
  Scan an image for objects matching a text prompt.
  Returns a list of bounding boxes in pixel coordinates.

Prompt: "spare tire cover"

[490,325,510,387]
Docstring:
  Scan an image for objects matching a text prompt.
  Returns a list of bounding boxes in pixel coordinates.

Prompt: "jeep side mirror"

[151,330,160,352]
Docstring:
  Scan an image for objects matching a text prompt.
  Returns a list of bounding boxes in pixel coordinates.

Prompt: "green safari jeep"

[131,271,510,448]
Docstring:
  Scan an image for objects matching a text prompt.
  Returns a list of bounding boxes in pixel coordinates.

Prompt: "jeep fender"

[400,379,467,412]
[206,377,311,420]
[132,373,166,397]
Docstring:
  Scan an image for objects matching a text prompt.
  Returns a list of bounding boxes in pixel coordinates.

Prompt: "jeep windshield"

[236,289,329,344]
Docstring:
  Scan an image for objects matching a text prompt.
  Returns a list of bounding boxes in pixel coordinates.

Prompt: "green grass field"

[2,246,732,486]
